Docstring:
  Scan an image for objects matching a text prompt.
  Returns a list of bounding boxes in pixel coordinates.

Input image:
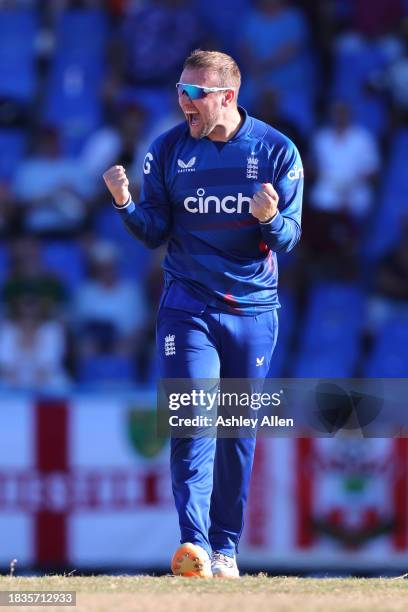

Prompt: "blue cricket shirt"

[114,107,303,314]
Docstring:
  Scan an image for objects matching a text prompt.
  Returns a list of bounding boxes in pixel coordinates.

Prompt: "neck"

[208,107,243,142]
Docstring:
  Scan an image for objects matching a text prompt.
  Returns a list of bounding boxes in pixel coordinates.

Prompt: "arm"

[250,144,303,253]
[103,143,172,249]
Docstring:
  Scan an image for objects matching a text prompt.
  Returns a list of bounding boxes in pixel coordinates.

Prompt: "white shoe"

[211,551,240,578]
[171,542,212,578]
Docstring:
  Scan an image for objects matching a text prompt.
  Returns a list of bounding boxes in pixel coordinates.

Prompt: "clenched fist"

[250,183,279,223]
[103,165,130,207]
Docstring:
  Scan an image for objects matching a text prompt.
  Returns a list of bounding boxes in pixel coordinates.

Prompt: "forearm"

[259,211,301,253]
[114,196,171,249]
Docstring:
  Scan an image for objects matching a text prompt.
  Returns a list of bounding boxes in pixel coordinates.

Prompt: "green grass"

[0,575,407,611]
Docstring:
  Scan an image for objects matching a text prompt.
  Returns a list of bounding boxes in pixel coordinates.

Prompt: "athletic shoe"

[171,542,212,578]
[211,551,240,578]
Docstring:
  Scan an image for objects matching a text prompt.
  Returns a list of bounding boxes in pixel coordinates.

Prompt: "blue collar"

[228,106,251,141]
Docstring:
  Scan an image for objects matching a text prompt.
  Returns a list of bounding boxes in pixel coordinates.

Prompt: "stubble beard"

[190,111,220,140]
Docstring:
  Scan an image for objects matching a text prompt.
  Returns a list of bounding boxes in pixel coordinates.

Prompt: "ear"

[221,89,236,107]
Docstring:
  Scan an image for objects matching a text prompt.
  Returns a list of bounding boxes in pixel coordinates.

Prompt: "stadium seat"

[41,240,85,291]
[293,352,358,378]
[332,35,387,99]
[364,129,408,261]
[300,283,364,347]
[195,0,250,54]
[364,318,408,377]
[53,9,107,62]
[272,88,315,136]
[331,36,388,136]
[93,209,153,282]
[291,283,364,377]
[351,95,387,138]
[0,10,37,101]
[144,354,159,385]
[0,242,10,286]
[0,129,26,180]
[383,129,408,195]
[77,353,135,384]
[117,86,174,126]
[267,290,295,377]
[42,10,107,154]
[43,58,103,155]
[364,190,406,263]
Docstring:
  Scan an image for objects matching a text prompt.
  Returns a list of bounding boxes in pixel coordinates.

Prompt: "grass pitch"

[0,575,407,612]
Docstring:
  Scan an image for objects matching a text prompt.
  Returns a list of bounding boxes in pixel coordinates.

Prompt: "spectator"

[238,0,314,129]
[112,0,205,88]
[80,102,148,197]
[12,126,90,235]
[303,100,380,277]
[310,100,380,218]
[0,295,70,389]
[72,240,147,358]
[330,20,400,136]
[369,22,408,122]
[3,236,66,319]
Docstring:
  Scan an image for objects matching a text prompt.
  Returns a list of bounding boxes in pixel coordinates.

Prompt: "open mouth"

[185,111,200,127]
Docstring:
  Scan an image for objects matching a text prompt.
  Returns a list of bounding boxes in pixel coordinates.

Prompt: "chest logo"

[164,334,176,356]
[177,157,196,173]
[246,154,259,180]
[184,188,252,214]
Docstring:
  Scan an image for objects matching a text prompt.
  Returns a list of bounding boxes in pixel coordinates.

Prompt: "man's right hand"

[103,165,130,206]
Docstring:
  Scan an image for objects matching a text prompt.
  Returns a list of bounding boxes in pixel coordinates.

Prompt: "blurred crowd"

[0,0,407,389]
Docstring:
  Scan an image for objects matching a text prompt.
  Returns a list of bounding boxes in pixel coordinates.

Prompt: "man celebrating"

[103,50,303,578]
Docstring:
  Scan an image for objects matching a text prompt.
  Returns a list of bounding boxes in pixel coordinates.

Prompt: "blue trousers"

[157,283,278,557]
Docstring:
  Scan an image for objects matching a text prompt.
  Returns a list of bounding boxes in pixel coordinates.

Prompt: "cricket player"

[103,50,303,578]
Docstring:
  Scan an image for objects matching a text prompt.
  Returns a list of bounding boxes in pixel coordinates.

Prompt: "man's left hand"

[250,183,279,223]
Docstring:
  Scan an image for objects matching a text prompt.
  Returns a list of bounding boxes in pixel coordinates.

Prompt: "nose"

[179,95,195,111]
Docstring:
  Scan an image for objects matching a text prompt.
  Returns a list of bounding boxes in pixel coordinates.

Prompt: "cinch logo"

[287,164,304,181]
[177,157,196,173]
[184,188,252,214]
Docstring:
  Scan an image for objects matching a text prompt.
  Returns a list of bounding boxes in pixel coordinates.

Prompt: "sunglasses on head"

[176,82,233,100]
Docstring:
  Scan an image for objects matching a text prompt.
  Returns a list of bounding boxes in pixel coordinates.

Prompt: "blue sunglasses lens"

[177,84,205,100]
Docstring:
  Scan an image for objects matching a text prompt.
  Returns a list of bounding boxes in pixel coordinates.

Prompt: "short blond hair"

[183,49,241,91]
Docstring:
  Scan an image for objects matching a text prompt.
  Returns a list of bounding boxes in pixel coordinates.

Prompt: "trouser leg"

[157,306,220,555]
[209,310,279,555]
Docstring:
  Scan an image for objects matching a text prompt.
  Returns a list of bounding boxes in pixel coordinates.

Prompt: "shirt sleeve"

[114,139,172,249]
[259,141,303,253]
